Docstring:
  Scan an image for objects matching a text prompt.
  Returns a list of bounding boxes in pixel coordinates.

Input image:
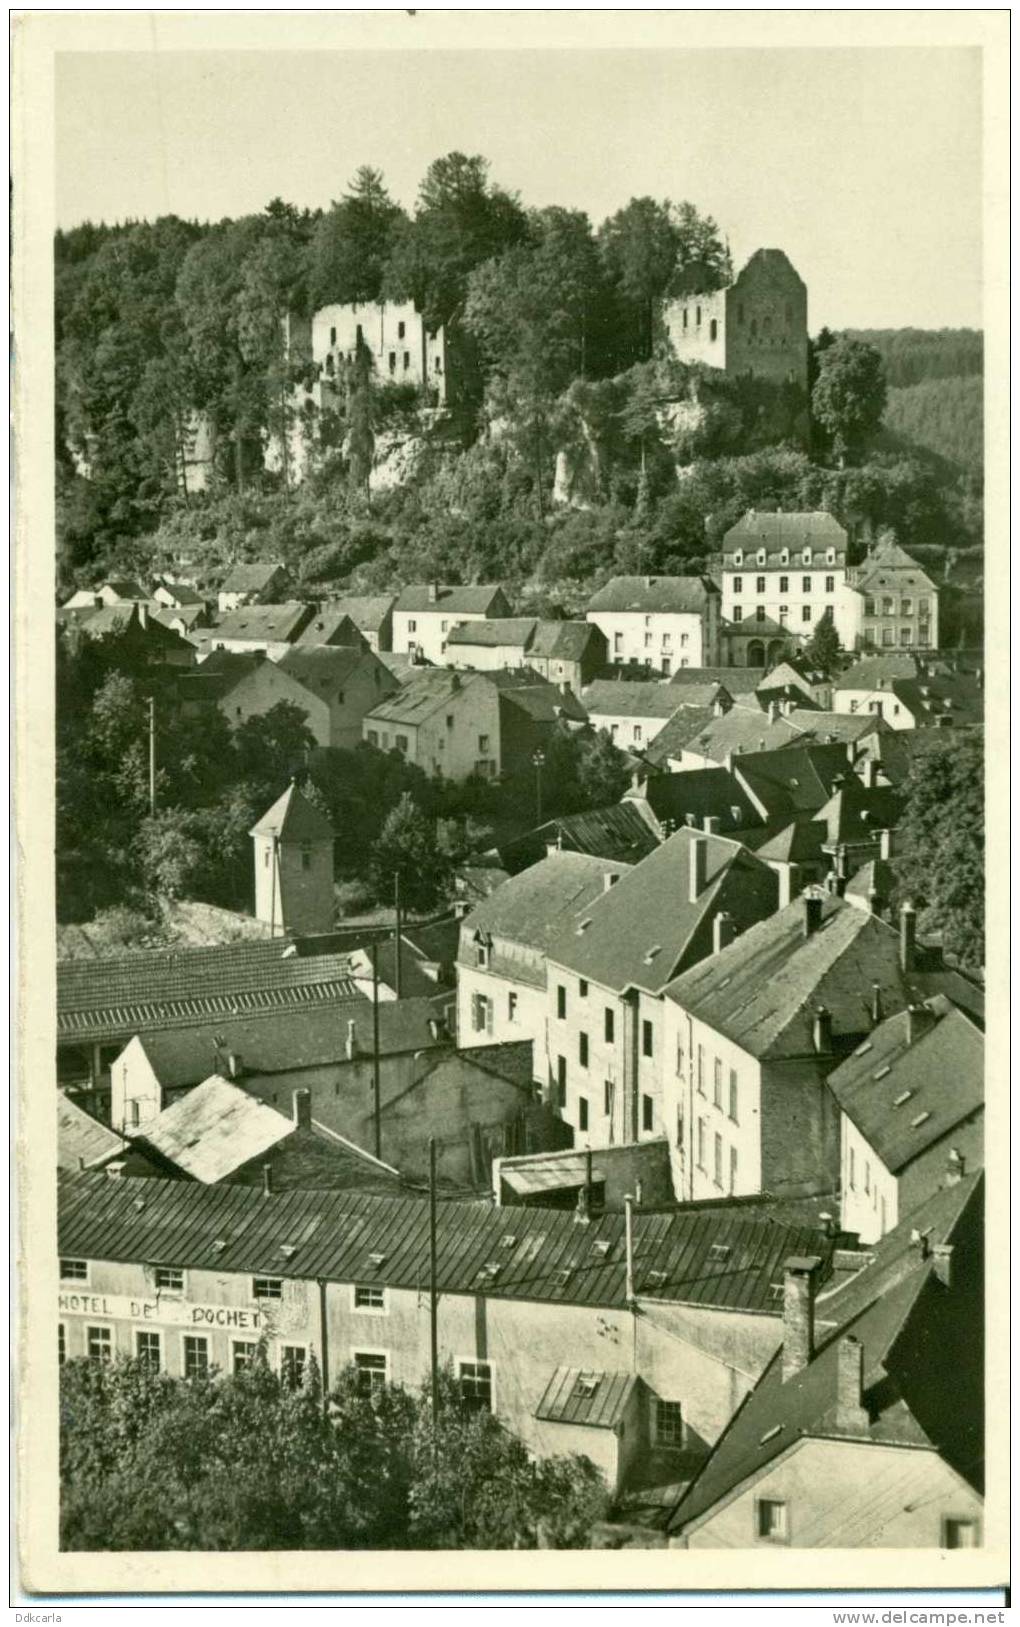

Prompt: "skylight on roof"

[760,1424,783,1444]
[501,1234,517,1249]
[854,1041,873,1056]
[591,1238,612,1258]
[893,1090,913,1107]
[368,1251,387,1268]
[643,946,662,964]
[576,920,592,935]
[574,1373,601,1398]
[911,1111,931,1129]
[872,1065,891,1082]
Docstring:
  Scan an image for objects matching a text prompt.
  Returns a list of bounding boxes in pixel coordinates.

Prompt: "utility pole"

[371,943,381,1161]
[269,833,280,939]
[429,1136,439,1455]
[532,748,545,827]
[393,872,403,1000]
[147,696,156,815]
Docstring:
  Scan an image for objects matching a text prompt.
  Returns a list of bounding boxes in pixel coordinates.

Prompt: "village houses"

[585,575,722,673]
[391,583,514,665]
[216,561,291,613]
[833,654,983,731]
[840,535,940,653]
[444,619,607,697]
[218,645,398,750]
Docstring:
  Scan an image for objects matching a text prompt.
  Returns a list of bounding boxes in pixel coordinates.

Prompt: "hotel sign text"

[58,1291,263,1332]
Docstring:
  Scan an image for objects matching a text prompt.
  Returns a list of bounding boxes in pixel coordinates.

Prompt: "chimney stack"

[345,1018,358,1061]
[863,758,879,789]
[879,828,893,862]
[768,698,781,724]
[899,901,917,973]
[777,863,800,910]
[933,1244,954,1288]
[702,814,721,836]
[292,1088,312,1130]
[227,1051,242,1080]
[813,1006,833,1053]
[945,1147,965,1187]
[781,1255,821,1381]
[262,1164,274,1196]
[835,1335,870,1433]
[713,911,735,955]
[137,601,148,630]
[870,982,883,1025]
[689,836,708,902]
[803,892,823,937]
[427,582,439,604]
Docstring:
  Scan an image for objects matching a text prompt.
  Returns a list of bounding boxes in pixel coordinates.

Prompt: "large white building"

[712,511,852,651]
[391,583,514,666]
[585,576,721,674]
[312,300,450,402]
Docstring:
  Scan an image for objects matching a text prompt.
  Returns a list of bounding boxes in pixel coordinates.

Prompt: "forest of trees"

[55,154,984,603]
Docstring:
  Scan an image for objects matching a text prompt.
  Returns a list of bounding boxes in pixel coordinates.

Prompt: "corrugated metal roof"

[58,980,362,1045]
[58,1173,833,1315]
[535,1366,637,1429]
[58,938,359,1018]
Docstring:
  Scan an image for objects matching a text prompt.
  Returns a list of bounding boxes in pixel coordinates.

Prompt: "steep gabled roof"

[584,680,697,720]
[673,708,808,765]
[394,583,510,614]
[495,803,660,875]
[787,709,890,744]
[586,576,718,615]
[668,666,762,693]
[624,765,763,836]
[528,621,602,661]
[734,742,855,821]
[211,602,313,643]
[58,1097,131,1171]
[849,538,939,594]
[363,668,485,725]
[488,670,588,724]
[249,782,334,842]
[444,618,537,649]
[546,828,778,994]
[290,607,367,648]
[459,852,627,958]
[721,510,848,552]
[275,645,377,694]
[136,1075,295,1182]
[826,998,983,1172]
[668,1174,983,1533]
[219,562,287,593]
[836,653,921,691]
[320,595,395,633]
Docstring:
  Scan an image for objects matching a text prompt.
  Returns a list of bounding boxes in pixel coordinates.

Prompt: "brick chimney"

[782,1255,821,1381]
[870,982,883,1025]
[137,601,148,630]
[689,836,708,902]
[713,911,735,954]
[945,1147,965,1186]
[835,1335,870,1433]
[899,901,917,973]
[803,892,823,937]
[292,1088,312,1130]
[813,1006,833,1053]
[262,1164,273,1195]
[344,1018,358,1061]
[933,1243,954,1288]
[603,871,620,892]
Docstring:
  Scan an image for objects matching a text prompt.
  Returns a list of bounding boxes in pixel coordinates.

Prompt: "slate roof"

[836,654,921,691]
[58,1171,834,1315]
[444,618,537,649]
[786,709,890,744]
[640,709,720,769]
[210,602,313,644]
[722,614,790,638]
[881,676,984,729]
[668,1174,983,1532]
[137,1075,296,1182]
[58,1097,131,1171]
[674,709,808,764]
[57,939,361,1044]
[826,998,983,1173]
[495,803,660,875]
[535,1367,638,1429]
[664,894,975,1060]
[813,779,903,845]
[529,621,602,661]
[364,669,485,725]
[377,652,432,683]
[289,608,366,648]
[668,667,762,693]
[624,766,763,836]
[317,596,395,634]
[148,603,207,632]
[720,510,848,559]
[128,995,451,1089]
[847,538,939,594]
[156,583,205,606]
[275,645,376,696]
[734,743,856,821]
[250,783,334,841]
[219,562,287,594]
[394,584,510,614]
[458,852,627,959]
[545,828,779,994]
[487,670,588,723]
[583,681,693,720]
[586,576,718,614]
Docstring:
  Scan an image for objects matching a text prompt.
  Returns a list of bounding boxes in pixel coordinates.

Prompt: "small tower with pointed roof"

[250,782,335,936]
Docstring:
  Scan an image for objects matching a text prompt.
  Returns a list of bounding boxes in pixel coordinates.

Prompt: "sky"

[55,46,983,331]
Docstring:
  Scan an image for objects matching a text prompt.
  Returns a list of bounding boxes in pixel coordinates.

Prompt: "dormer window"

[826,548,836,565]
[733,550,743,567]
[803,549,812,565]
[757,550,766,566]
[780,549,789,566]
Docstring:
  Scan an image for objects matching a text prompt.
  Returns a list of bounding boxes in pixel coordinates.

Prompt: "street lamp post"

[532,749,545,826]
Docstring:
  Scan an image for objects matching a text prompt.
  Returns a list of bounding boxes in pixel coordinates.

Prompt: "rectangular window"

[60,1258,88,1281]
[713,1057,722,1107]
[943,1518,979,1549]
[578,1096,589,1132]
[403,350,410,370]
[556,985,567,1020]
[397,320,406,339]
[478,734,490,753]
[802,605,812,623]
[471,993,492,1034]
[802,576,812,593]
[755,606,766,622]
[183,1335,209,1379]
[603,1079,613,1117]
[661,659,671,676]
[388,351,396,374]
[900,627,913,645]
[825,575,835,593]
[696,1045,705,1095]
[253,1276,283,1300]
[281,1346,307,1389]
[633,724,643,743]
[864,1161,871,1195]
[458,1359,493,1412]
[475,942,489,969]
[354,1284,386,1311]
[756,1498,789,1542]
[366,729,379,747]
[729,1144,738,1193]
[407,619,417,633]
[507,991,518,1022]
[613,633,623,651]
[642,1020,653,1058]
[394,733,408,754]
[756,576,766,594]
[579,978,588,998]
[233,1340,258,1375]
[354,1351,388,1395]
[135,1330,161,1370]
[728,1070,738,1122]
[661,632,671,648]
[655,1399,684,1447]
[579,1032,589,1068]
[58,1324,66,1365]
[732,576,742,595]
[680,633,689,647]
[732,607,743,623]
[87,1326,112,1363]
[642,1094,653,1132]
[882,598,895,615]
[556,1055,567,1107]
[154,1267,184,1292]
[696,1118,705,1169]
[848,1145,856,1189]
[881,628,894,646]
[779,575,789,594]
[865,597,877,616]
[604,1007,615,1044]
[713,1132,723,1186]
[643,632,652,648]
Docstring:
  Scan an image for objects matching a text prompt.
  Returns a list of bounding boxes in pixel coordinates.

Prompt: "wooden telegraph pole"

[371,943,381,1160]
[429,1136,440,1455]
